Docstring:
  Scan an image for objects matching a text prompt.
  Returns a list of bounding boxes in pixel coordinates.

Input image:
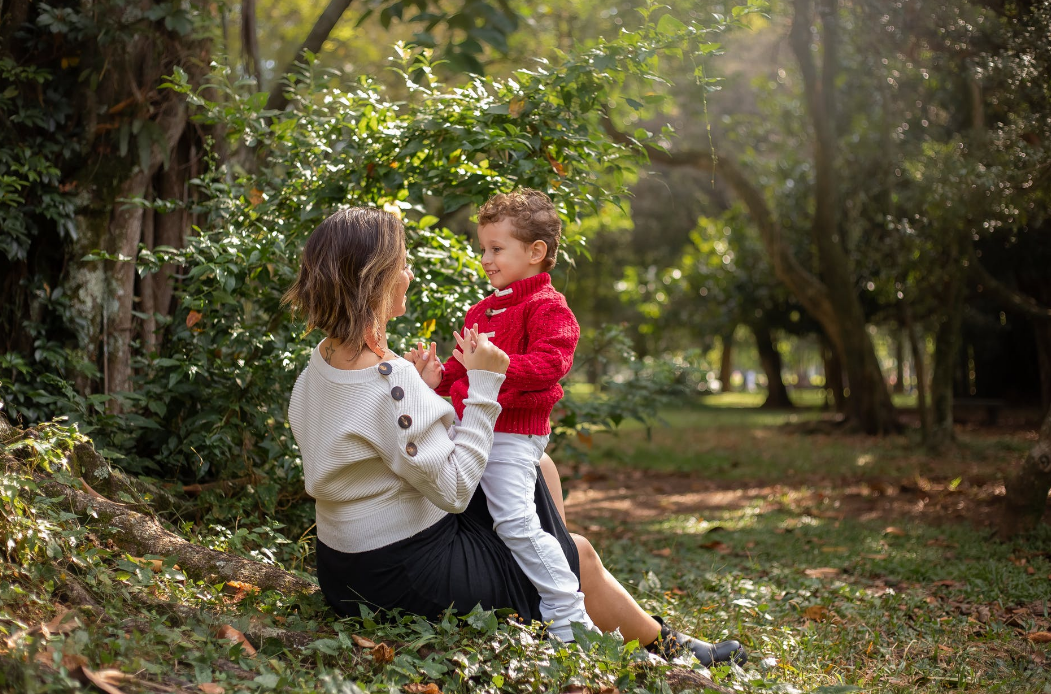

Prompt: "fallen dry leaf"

[883,526,907,537]
[216,625,257,656]
[860,553,889,560]
[1027,631,1051,643]
[699,540,732,554]
[803,605,831,622]
[128,556,180,574]
[931,580,960,587]
[62,653,89,671]
[371,642,394,663]
[82,667,133,694]
[43,607,81,636]
[198,685,225,694]
[651,548,672,557]
[351,634,377,649]
[222,580,260,602]
[403,683,441,694]
[803,567,842,579]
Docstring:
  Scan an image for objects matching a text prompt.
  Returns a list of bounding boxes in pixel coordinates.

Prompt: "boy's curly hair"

[477,189,561,272]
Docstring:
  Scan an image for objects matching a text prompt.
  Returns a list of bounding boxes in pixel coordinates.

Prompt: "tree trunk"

[930,270,965,447]
[602,0,897,433]
[1036,321,1051,417]
[999,407,1051,539]
[105,170,150,405]
[903,303,931,444]
[894,329,905,394]
[153,136,191,325]
[241,0,263,87]
[790,0,895,434]
[719,327,735,392]
[140,189,157,355]
[821,334,845,413]
[753,323,793,408]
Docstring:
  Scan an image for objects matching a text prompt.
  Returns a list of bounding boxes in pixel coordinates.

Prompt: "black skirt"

[315,469,580,624]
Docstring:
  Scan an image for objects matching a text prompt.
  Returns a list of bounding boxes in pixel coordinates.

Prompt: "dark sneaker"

[646,616,748,667]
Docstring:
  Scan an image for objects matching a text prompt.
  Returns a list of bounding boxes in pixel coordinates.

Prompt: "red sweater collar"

[487,273,551,308]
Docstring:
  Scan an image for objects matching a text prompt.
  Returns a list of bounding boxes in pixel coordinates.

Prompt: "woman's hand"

[452,325,509,374]
[404,341,444,389]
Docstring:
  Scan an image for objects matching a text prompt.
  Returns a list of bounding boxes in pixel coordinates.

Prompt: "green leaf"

[656,13,687,35]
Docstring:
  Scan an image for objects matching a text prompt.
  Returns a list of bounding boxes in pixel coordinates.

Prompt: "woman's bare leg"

[538,453,567,525]
[573,534,661,645]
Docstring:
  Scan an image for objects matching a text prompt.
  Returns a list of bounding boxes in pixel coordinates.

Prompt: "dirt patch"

[563,451,1036,531]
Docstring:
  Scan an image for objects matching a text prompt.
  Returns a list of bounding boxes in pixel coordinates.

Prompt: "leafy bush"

[1,7,758,489]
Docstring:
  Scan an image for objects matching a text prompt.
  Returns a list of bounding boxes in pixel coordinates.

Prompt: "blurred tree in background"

[2,0,1050,531]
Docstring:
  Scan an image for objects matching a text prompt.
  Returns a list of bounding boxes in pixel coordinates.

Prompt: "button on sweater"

[436,273,580,435]
[288,345,505,553]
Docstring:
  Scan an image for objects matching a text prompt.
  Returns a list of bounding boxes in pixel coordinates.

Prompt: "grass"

[563,399,1051,693]
[4,402,1049,693]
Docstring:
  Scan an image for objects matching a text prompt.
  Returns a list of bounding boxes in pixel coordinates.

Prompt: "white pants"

[481,432,595,641]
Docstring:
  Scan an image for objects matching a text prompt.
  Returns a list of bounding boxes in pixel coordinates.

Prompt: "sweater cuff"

[465,369,505,401]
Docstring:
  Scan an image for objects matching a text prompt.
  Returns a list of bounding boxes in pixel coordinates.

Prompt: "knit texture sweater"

[436,273,579,435]
[288,345,505,553]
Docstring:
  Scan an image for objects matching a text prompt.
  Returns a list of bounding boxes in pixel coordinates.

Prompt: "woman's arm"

[385,331,509,513]
[385,369,503,513]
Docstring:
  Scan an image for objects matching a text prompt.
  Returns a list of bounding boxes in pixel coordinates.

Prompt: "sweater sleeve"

[385,368,503,513]
[503,300,580,391]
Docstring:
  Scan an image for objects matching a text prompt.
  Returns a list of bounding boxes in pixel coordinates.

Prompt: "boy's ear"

[529,240,548,265]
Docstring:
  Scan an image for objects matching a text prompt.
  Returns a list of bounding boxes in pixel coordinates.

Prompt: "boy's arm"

[503,301,580,391]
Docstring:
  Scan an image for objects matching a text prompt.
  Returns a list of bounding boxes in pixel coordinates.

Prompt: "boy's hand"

[405,341,444,389]
[453,327,509,374]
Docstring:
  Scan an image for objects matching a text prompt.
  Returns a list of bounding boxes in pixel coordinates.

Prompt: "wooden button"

[377,362,393,376]
[405,442,418,457]
[398,414,412,429]
[391,386,405,401]
[485,308,494,318]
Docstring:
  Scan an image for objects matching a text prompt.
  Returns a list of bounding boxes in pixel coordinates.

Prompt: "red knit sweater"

[436,273,579,435]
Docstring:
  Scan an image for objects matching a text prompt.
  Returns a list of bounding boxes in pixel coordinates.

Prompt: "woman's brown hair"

[283,207,406,354]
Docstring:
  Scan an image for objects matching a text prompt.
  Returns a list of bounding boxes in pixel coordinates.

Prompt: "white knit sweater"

[287,345,504,553]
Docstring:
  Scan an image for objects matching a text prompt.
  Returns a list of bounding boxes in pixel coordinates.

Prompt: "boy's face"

[477,218,546,290]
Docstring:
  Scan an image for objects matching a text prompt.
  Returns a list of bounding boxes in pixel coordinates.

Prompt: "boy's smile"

[477,218,547,290]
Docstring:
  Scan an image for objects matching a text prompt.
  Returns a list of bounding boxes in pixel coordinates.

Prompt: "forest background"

[2,0,1051,692]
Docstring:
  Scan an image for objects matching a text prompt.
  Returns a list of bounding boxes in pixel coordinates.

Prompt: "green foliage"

[0,8,750,484]
[554,325,711,464]
[0,59,79,263]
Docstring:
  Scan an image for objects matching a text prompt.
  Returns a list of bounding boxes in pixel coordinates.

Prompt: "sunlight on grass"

[565,399,1050,693]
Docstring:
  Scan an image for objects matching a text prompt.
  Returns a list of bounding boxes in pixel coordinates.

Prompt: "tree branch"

[969,256,1051,320]
[601,114,839,345]
[39,475,318,595]
[265,0,357,112]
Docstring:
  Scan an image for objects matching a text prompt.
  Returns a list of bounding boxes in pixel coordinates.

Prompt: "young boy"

[409,189,595,641]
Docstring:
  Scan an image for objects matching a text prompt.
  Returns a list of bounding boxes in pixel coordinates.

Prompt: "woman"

[284,207,746,667]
